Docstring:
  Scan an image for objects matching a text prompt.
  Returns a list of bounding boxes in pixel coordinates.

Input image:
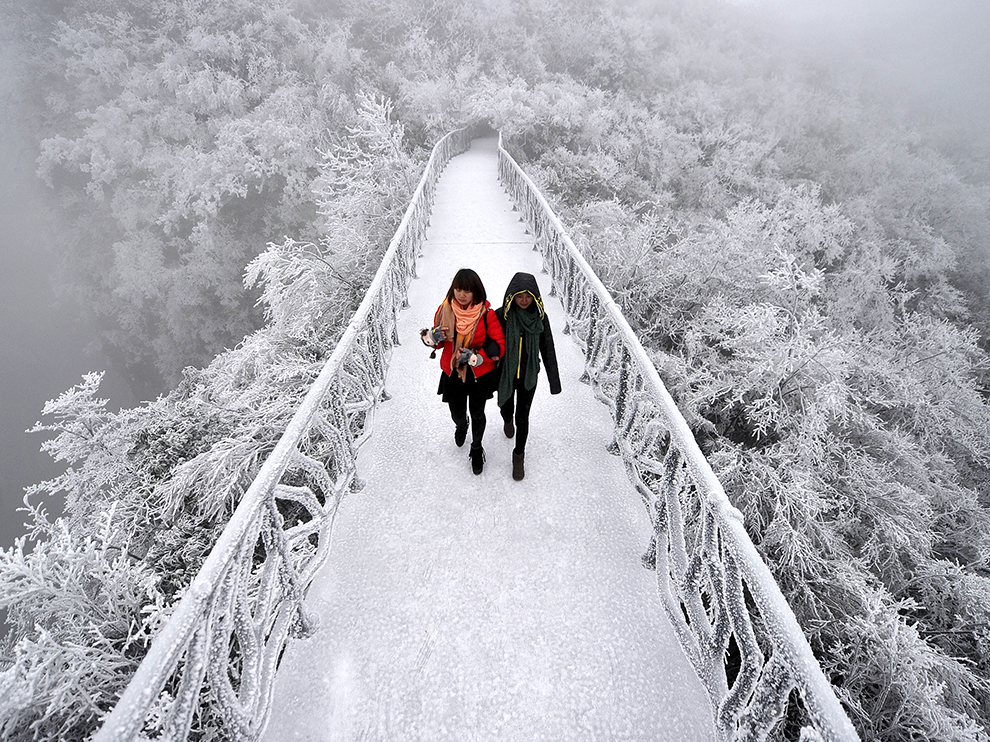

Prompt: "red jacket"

[433,300,506,379]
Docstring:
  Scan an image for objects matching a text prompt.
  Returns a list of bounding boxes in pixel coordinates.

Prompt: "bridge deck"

[262,138,714,740]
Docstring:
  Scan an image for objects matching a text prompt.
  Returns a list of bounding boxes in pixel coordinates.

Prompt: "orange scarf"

[439,300,484,380]
[451,300,483,337]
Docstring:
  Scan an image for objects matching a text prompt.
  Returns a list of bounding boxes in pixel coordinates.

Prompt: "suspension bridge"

[92,130,860,741]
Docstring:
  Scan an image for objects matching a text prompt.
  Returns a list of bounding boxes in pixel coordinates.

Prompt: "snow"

[260,138,715,741]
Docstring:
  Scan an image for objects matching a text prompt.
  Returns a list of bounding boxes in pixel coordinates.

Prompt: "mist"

[763,0,990,155]
[0,30,135,549]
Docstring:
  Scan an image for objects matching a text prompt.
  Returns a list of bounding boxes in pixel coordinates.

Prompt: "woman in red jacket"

[421,268,506,475]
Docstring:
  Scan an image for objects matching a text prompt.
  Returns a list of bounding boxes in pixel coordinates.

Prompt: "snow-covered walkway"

[261,138,714,741]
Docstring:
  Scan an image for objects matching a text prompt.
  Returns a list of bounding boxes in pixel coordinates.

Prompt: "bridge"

[92,130,860,741]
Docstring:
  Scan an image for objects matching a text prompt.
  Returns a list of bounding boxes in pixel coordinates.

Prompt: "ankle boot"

[512,450,525,481]
[470,444,485,475]
[502,415,514,438]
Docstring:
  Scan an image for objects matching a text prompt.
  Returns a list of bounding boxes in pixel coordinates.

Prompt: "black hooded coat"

[494,272,562,397]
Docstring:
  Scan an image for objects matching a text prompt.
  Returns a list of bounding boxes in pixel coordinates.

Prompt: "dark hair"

[445,268,486,306]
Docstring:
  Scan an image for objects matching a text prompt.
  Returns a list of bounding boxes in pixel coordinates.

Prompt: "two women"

[421,269,505,475]
[423,268,560,481]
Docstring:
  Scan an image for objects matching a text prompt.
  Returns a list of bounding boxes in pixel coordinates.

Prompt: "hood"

[502,272,545,318]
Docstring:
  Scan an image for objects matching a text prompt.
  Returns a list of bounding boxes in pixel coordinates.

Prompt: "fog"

[765,0,990,152]
[0,33,135,549]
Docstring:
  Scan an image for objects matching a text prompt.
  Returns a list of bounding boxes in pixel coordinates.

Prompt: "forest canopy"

[2,0,990,740]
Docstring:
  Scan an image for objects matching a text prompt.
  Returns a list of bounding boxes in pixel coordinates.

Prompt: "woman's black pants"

[445,372,489,446]
[500,377,538,454]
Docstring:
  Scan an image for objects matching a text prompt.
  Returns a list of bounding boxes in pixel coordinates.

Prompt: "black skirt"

[438,367,498,402]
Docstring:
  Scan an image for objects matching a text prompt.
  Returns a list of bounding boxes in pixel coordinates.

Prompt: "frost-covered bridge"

[93,131,859,742]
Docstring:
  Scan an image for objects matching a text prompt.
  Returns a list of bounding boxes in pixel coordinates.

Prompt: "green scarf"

[498,304,543,407]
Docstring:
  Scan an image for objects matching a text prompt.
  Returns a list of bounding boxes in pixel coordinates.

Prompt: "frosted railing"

[92,126,477,742]
[497,135,860,742]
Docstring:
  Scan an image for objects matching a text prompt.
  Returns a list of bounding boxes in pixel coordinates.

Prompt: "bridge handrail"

[92,125,478,742]
[497,134,860,742]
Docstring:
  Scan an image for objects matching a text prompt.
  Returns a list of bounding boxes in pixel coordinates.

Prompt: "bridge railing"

[92,126,478,742]
[497,134,860,742]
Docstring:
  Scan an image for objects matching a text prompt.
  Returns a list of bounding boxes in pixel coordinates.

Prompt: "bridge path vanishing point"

[260,137,715,741]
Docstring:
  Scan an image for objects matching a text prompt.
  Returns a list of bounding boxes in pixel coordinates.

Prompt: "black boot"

[454,420,468,447]
[502,415,514,438]
[470,443,485,475]
[512,450,525,481]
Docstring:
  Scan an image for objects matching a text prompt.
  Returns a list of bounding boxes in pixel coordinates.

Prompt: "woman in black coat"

[494,272,561,481]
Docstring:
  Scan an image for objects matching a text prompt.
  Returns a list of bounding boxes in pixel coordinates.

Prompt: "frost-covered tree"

[5,0,990,739]
[245,92,420,343]
[22,0,354,393]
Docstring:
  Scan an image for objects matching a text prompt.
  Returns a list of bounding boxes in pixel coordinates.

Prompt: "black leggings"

[444,372,489,446]
[500,378,538,454]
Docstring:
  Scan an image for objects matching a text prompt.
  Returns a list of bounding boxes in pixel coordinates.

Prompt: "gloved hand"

[458,348,482,367]
[420,327,443,347]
